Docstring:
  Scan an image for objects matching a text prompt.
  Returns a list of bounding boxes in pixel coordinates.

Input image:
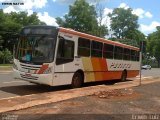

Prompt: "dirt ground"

[2,81,160,120]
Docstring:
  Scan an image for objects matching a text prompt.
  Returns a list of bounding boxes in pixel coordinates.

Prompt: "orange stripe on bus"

[83,70,139,82]
[99,59,108,80]
[91,58,101,71]
[102,71,121,80]
[38,64,49,74]
[91,58,103,81]
[99,59,108,71]
[127,70,139,78]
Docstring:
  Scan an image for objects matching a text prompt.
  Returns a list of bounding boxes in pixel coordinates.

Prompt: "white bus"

[13,25,140,88]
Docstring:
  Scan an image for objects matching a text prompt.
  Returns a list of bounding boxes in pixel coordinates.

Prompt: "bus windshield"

[16,35,56,64]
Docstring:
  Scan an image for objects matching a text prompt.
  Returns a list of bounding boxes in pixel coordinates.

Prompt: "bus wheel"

[71,72,83,88]
[121,70,127,82]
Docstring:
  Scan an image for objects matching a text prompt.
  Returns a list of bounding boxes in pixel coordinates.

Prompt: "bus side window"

[114,46,123,60]
[78,37,90,57]
[131,50,136,61]
[56,37,74,65]
[123,48,130,60]
[91,41,103,58]
[103,44,114,59]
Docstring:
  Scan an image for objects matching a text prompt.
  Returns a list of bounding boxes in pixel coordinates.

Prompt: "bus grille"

[20,74,38,80]
[20,63,41,74]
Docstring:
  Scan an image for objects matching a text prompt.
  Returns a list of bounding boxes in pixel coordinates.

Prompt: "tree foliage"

[108,8,139,39]
[56,0,108,37]
[147,26,160,67]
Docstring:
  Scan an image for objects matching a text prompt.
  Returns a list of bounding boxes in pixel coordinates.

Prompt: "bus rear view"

[13,26,58,85]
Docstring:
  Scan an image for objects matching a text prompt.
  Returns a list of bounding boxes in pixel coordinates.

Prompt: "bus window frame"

[56,37,75,65]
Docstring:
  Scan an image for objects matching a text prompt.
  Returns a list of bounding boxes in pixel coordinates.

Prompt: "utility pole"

[139,41,144,86]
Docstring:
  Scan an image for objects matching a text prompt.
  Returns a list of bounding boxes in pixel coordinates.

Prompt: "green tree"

[125,29,146,46]
[108,29,146,47]
[9,12,45,26]
[0,10,5,50]
[0,35,3,50]
[147,26,160,67]
[56,0,108,37]
[109,8,139,39]
[0,48,12,64]
[0,9,5,31]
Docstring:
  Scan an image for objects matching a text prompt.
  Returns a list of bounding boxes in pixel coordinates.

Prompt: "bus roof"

[59,27,139,51]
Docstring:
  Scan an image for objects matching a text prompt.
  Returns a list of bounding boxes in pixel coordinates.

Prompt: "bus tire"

[71,72,83,88]
[121,70,127,82]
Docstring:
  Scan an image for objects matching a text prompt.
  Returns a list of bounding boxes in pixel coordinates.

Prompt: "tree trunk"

[158,59,160,68]
[3,58,5,64]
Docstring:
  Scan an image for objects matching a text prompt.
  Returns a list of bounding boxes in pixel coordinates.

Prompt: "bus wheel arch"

[121,69,127,82]
[71,70,84,88]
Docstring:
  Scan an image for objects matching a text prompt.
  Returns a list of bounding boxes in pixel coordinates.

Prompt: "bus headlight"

[43,67,52,74]
[13,62,18,70]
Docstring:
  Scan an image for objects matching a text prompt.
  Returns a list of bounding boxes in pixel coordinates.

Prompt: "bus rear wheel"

[121,70,127,82]
[71,72,83,88]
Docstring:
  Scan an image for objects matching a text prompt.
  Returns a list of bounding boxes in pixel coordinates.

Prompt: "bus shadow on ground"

[0,79,133,96]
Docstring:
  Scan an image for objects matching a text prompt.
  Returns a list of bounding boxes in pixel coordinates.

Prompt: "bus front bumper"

[13,69,53,86]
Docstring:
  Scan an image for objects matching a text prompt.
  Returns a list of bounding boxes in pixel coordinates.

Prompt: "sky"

[0,0,160,36]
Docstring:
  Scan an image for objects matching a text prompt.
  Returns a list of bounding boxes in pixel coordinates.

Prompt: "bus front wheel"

[71,72,83,88]
[121,70,127,82]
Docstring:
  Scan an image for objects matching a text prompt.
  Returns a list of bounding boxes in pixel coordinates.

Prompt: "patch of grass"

[0,64,12,66]
[0,64,12,71]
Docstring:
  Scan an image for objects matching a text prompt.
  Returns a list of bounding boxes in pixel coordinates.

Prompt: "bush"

[0,48,12,64]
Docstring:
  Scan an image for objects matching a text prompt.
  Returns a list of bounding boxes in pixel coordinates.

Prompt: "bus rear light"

[43,67,52,74]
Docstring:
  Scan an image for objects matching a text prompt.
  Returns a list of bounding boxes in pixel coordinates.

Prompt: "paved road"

[141,68,160,78]
[0,68,160,99]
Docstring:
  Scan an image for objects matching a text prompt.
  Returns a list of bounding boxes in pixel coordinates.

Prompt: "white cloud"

[103,8,113,15]
[132,8,145,18]
[118,3,153,19]
[132,8,153,18]
[145,12,153,18]
[97,7,112,29]
[37,12,59,26]
[119,3,129,9]
[3,6,18,13]
[27,10,33,16]
[102,8,112,28]
[140,21,160,33]
[33,0,47,8]
[0,0,10,2]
